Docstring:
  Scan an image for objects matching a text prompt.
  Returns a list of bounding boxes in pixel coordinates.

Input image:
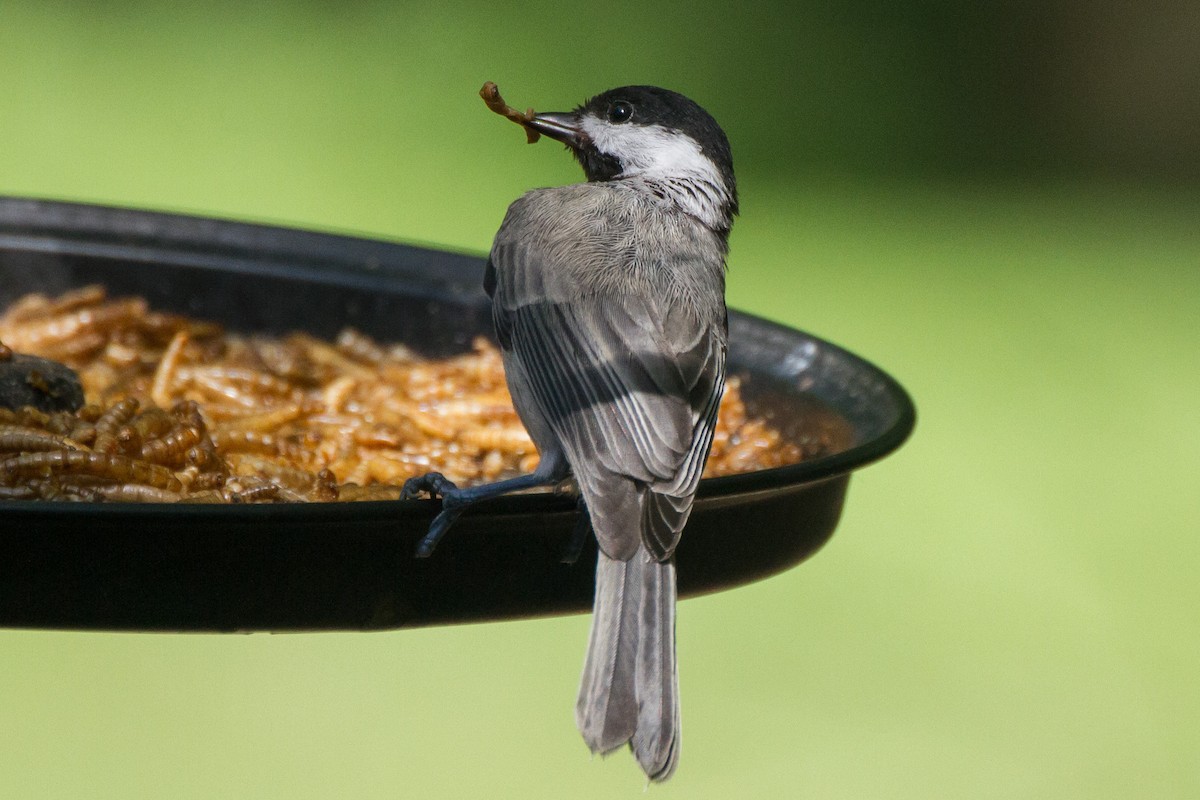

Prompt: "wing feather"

[490,191,726,560]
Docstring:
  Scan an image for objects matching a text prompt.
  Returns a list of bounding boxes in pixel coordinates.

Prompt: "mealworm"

[211,428,280,455]
[92,397,141,454]
[480,81,541,144]
[0,425,82,453]
[140,423,203,467]
[91,483,183,503]
[150,330,189,408]
[0,450,183,491]
[457,425,534,453]
[227,452,315,492]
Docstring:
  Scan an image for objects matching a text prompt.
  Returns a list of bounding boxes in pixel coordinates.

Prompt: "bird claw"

[403,469,566,558]
[400,471,459,501]
[414,504,467,558]
[404,472,468,558]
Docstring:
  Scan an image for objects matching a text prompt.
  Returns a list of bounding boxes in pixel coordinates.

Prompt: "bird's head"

[527,86,738,235]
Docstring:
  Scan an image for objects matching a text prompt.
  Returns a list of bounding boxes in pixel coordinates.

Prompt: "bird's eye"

[607,102,634,124]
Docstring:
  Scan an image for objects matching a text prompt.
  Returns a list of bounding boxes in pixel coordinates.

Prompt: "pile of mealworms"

[0,286,806,503]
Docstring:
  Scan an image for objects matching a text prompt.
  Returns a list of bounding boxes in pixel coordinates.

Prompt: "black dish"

[0,197,915,632]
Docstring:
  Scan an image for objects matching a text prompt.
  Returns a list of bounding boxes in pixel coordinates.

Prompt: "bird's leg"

[560,495,592,565]
[402,463,569,558]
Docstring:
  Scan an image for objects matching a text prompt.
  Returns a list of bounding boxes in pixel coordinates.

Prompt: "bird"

[402,85,737,781]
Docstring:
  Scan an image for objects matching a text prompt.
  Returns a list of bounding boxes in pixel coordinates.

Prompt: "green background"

[2,2,1197,797]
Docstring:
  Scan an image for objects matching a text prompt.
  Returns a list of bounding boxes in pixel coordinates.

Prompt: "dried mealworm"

[0,484,37,500]
[0,298,145,353]
[130,407,176,439]
[92,397,141,453]
[182,489,228,503]
[457,424,534,454]
[188,471,228,491]
[335,328,388,364]
[41,284,108,316]
[221,403,308,433]
[480,81,541,143]
[336,483,402,502]
[227,452,315,492]
[222,367,298,397]
[185,371,261,407]
[288,334,375,380]
[91,484,183,503]
[0,284,105,324]
[150,330,189,408]
[211,428,280,455]
[0,425,83,453]
[227,479,280,503]
[140,423,203,467]
[0,450,183,492]
[320,374,358,412]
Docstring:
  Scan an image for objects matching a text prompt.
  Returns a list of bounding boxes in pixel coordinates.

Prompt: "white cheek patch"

[579,117,731,228]
[580,118,722,186]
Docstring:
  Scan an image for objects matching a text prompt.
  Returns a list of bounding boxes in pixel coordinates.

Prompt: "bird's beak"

[526,112,583,148]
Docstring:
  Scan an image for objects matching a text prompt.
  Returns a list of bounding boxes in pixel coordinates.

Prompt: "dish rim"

[0,195,916,519]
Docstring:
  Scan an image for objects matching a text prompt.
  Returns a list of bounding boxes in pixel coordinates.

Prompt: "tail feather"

[576,552,640,751]
[576,548,679,781]
[632,554,679,780]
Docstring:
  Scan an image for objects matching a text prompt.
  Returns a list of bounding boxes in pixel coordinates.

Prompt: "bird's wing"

[489,237,725,561]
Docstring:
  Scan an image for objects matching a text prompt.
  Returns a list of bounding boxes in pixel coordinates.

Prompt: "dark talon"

[406,468,567,558]
[415,501,467,558]
[401,471,459,500]
[408,475,468,557]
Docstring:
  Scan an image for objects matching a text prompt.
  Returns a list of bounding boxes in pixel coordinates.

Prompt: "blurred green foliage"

[2,0,1197,201]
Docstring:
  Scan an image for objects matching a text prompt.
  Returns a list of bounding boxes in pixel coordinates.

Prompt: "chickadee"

[404,85,737,781]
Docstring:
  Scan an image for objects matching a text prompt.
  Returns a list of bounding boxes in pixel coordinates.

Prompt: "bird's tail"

[575,546,679,781]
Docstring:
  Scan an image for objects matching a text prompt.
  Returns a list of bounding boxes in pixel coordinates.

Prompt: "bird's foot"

[400,471,459,501]
[403,472,467,558]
